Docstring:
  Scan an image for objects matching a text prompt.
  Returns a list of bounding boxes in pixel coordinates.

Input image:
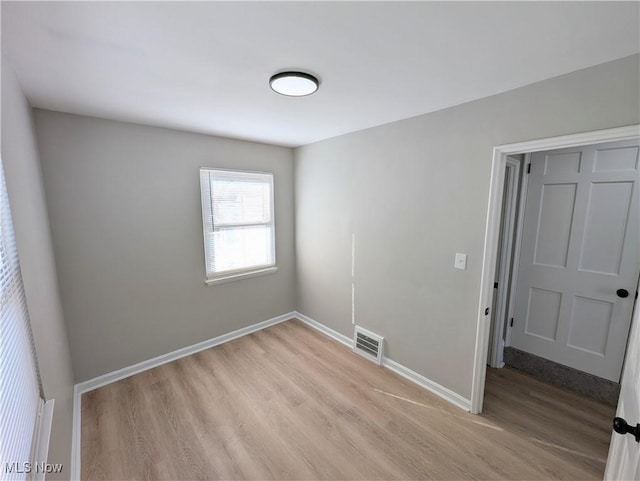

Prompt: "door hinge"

[494,282,498,289]
[527,163,531,174]
[510,318,514,327]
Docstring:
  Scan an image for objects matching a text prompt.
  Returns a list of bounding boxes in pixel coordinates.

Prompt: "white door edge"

[604,297,640,480]
[471,124,640,415]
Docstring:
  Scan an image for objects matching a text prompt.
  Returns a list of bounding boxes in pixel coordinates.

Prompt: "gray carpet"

[503,347,620,406]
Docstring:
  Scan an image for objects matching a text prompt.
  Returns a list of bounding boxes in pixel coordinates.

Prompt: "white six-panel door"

[511,140,639,381]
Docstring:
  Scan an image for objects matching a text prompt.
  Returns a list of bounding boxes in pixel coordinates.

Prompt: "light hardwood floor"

[82,319,615,480]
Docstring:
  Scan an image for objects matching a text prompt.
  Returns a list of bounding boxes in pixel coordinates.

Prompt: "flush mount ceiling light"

[269,71,319,97]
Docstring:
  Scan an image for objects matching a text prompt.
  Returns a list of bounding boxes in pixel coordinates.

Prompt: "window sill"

[205,266,278,286]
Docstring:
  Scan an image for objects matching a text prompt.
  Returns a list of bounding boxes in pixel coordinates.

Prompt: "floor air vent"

[353,326,384,365]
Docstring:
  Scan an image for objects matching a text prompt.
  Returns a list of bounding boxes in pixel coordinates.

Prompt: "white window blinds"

[0,159,43,480]
[200,168,275,281]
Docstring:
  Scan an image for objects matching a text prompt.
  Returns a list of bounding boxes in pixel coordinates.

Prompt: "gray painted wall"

[1,56,75,479]
[34,111,296,382]
[294,54,640,400]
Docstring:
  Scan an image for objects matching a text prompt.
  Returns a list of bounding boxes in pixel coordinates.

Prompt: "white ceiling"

[2,1,639,147]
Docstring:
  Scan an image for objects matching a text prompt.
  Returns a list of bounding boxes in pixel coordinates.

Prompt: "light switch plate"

[455,253,467,270]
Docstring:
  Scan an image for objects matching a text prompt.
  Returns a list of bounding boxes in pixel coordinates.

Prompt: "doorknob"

[613,417,640,442]
[616,289,629,298]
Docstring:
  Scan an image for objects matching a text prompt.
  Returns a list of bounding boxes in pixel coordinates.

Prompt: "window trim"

[199,167,277,285]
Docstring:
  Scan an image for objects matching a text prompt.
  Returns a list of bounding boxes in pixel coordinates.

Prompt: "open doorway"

[471,125,640,478]
[488,139,640,407]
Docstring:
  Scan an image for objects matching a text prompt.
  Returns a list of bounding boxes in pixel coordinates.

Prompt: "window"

[0,159,44,480]
[199,168,276,284]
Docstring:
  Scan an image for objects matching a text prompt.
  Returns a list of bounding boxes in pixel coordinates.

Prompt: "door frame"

[504,153,531,350]
[489,156,521,368]
[471,124,640,415]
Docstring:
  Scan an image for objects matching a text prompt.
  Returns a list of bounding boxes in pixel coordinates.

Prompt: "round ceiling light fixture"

[269,71,319,97]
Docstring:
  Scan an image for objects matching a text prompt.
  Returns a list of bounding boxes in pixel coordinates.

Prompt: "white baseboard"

[75,311,295,395]
[294,311,353,348]
[71,311,295,480]
[295,311,471,412]
[382,358,471,411]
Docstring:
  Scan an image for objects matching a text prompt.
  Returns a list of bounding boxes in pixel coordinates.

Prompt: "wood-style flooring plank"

[81,319,615,480]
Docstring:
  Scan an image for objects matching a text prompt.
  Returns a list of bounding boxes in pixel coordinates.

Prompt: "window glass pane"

[200,168,276,279]
[211,178,271,225]
[212,225,274,273]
